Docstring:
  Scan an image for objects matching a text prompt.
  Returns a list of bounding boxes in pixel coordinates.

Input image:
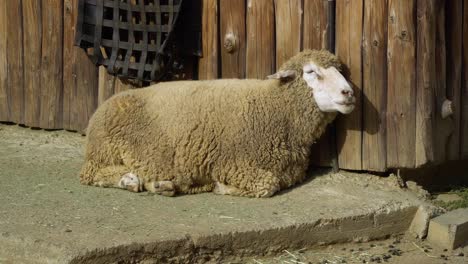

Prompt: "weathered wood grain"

[23,0,42,128]
[275,0,302,69]
[40,0,63,129]
[98,66,115,106]
[6,0,25,124]
[0,0,8,121]
[198,0,218,79]
[386,0,416,168]
[362,0,387,171]
[63,0,78,130]
[462,0,468,158]
[246,0,275,79]
[303,0,328,50]
[64,0,99,132]
[335,0,363,170]
[220,0,246,78]
[433,0,451,163]
[415,0,436,167]
[446,0,463,160]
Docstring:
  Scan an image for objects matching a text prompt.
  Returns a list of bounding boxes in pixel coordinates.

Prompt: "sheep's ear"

[266,70,296,80]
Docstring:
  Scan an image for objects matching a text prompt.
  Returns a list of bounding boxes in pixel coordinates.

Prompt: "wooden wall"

[196,0,468,172]
[1,0,468,172]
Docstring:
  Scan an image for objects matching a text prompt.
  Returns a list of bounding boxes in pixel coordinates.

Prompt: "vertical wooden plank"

[433,0,451,163]
[198,0,219,80]
[219,0,246,78]
[386,0,416,168]
[304,0,332,167]
[6,0,24,124]
[63,0,77,130]
[415,0,436,167]
[76,56,98,133]
[98,66,115,105]
[40,0,63,129]
[303,0,328,50]
[462,0,468,158]
[275,0,302,69]
[362,0,388,171]
[23,0,42,128]
[246,0,275,79]
[0,0,8,121]
[446,0,463,160]
[335,0,363,170]
[64,0,98,132]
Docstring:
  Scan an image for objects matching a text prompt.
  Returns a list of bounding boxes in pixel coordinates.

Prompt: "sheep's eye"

[305,69,314,74]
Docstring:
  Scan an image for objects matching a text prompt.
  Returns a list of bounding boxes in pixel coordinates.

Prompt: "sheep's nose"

[341,89,353,97]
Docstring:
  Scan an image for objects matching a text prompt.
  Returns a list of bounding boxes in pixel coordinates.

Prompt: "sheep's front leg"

[145,181,176,197]
[85,164,143,192]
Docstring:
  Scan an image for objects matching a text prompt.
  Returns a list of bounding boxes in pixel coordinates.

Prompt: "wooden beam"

[362,0,388,172]
[386,0,416,168]
[462,0,468,158]
[446,0,463,160]
[335,0,363,170]
[415,0,436,167]
[198,0,219,79]
[275,0,302,69]
[220,0,246,78]
[40,0,63,129]
[6,0,24,125]
[23,0,42,128]
[0,0,8,121]
[246,0,275,79]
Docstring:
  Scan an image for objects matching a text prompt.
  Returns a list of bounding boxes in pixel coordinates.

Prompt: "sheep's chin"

[336,103,355,114]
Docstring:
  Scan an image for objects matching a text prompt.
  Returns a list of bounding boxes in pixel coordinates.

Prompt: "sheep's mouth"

[334,100,355,107]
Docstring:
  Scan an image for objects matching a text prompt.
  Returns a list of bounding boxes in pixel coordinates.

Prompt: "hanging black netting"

[75,0,199,82]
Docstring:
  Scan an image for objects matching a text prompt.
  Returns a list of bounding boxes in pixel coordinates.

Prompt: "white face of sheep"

[268,62,355,114]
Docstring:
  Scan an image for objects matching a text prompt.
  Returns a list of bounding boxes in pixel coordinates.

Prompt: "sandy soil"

[248,235,468,264]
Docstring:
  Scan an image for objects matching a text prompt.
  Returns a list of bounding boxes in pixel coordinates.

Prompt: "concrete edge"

[70,205,419,263]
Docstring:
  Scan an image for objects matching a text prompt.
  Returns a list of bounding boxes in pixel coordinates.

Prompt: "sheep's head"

[267,49,355,114]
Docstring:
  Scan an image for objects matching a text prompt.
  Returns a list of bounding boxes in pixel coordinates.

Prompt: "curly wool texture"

[80,49,342,197]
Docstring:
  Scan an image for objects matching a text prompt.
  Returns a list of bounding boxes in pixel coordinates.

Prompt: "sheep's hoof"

[213,182,236,195]
[147,181,175,197]
[118,173,142,192]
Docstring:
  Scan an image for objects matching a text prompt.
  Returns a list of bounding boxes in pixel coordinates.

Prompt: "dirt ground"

[247,235,468,264]
[0,123,466,263]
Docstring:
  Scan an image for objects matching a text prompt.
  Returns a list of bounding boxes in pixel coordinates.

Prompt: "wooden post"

[362,0,388,172]
[303,0,329,51]
[246,0,275,79]
[335,0,363,170]
[198,0,219,79]
[23,0,42,128]
[220,0,246,78]
[275,0,302,69]
[433,0,451,163]
[386,0,416,168]
[0,0,8,122]
[40,0,63,129]
[6,0,24,125]
[462,0,468,158]
[446,0,463,160]
[415,0,436,166]
[64,0,99,133]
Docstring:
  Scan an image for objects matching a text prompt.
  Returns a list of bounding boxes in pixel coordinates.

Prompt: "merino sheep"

[79,49,355,198]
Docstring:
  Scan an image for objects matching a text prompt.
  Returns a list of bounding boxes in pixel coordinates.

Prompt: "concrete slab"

[427,208,468,250]
[0,124,433,263]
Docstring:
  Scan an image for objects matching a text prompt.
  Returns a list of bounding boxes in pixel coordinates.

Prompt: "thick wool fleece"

[80,49,341,197]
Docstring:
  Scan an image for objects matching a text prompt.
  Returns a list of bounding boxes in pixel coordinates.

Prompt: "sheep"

[79,49,355,198]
